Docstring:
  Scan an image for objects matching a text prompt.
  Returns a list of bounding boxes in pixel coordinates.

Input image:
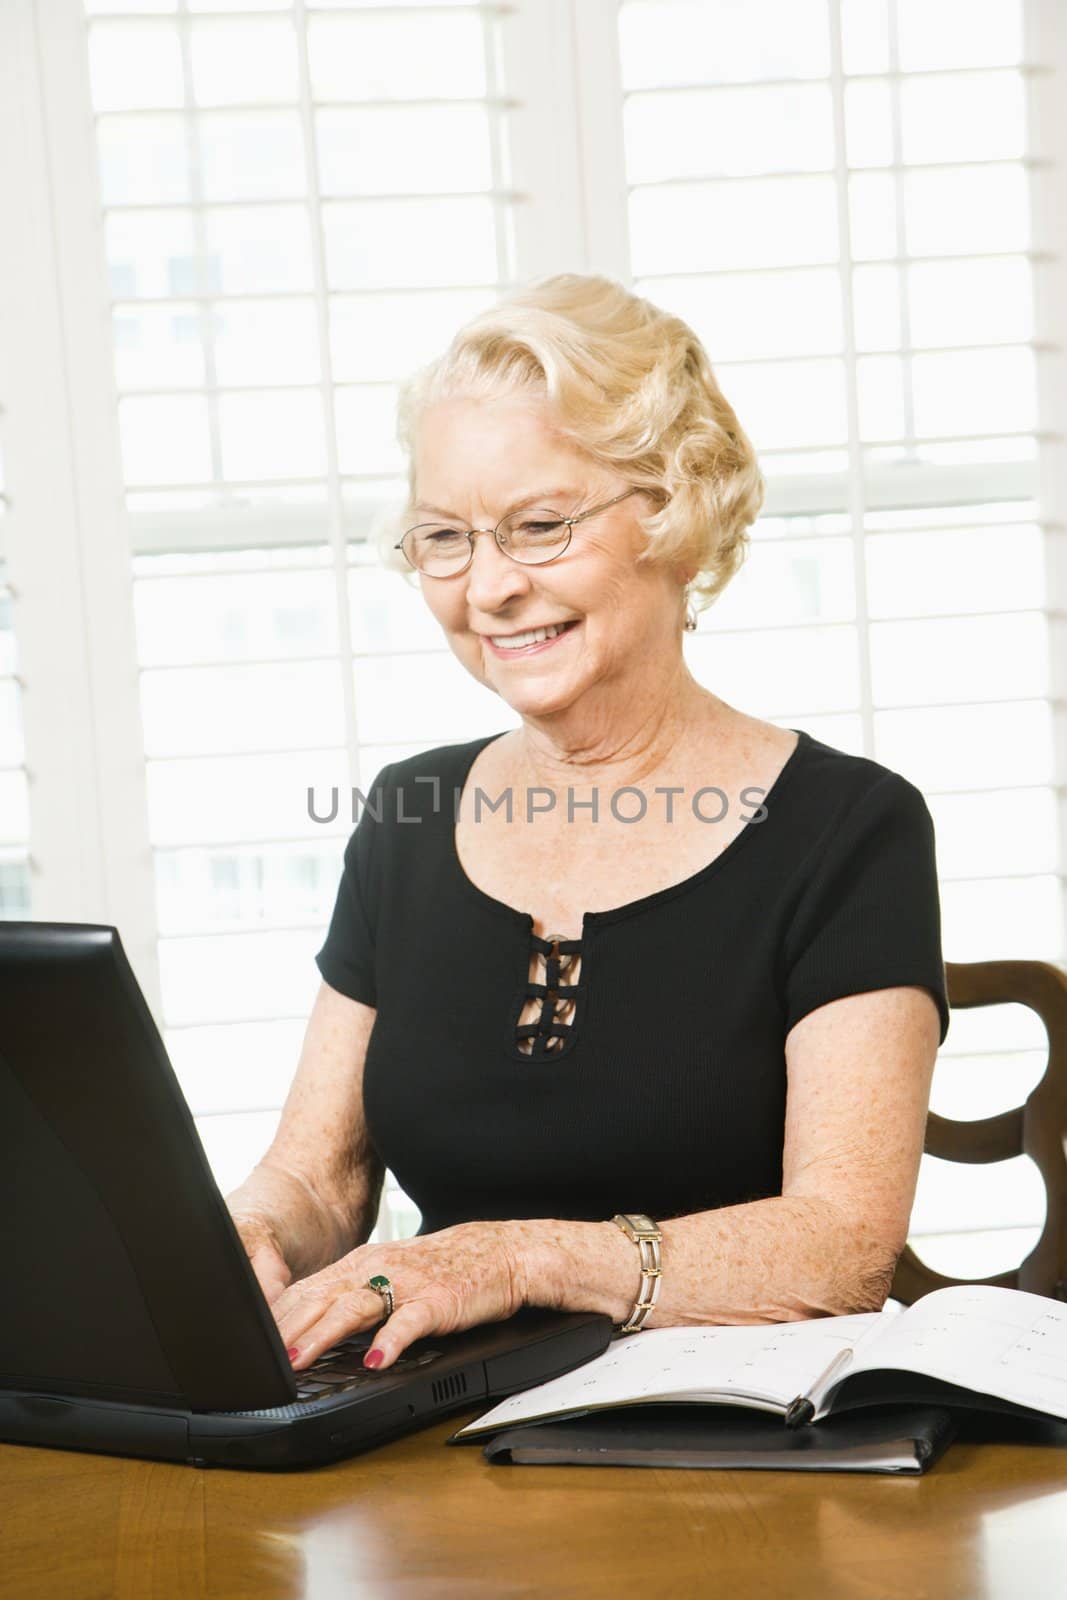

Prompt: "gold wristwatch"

[611,1212,663,1333]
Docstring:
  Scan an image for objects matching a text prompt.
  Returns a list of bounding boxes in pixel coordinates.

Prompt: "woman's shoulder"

[367,732,505,784]
[360,731,509,822]
[773,725,934,864]
[722,711,924,811]
[794,726,924,798]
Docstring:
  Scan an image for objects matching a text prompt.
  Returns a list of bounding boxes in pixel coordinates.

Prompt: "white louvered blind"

[81,0,521,1230]
[619,0,1058,1276]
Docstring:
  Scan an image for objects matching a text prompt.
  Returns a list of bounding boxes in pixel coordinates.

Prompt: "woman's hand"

[230,1211,293,1307]
[271,1220,528,1372]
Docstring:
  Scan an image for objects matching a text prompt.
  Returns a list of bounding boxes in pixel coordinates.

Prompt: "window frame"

[0,0,161,1010]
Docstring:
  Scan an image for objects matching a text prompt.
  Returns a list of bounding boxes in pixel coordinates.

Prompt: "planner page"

[817,1286,1067,1420]
[457,1315,881,1438]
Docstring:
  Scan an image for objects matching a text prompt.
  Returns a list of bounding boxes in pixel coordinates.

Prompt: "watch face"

[620,1213,658,1238]
[615,1213,660,1241]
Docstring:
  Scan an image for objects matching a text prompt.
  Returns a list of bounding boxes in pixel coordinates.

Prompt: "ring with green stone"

[367,1273,395,1319]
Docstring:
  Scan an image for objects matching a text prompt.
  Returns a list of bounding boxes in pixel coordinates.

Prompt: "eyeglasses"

[394,486,645,578]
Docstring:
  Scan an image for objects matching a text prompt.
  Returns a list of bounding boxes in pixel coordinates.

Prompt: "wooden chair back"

[892,959,1067,1305]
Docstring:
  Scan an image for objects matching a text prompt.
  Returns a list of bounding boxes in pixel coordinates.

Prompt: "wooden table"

[2,1415,1066,1600]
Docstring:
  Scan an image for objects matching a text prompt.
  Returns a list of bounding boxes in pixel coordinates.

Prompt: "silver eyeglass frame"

[394,486,647,577]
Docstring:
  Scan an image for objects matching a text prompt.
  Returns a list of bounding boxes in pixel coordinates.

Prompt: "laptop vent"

[216,1401,323,1419]
[431,1371,468,1406]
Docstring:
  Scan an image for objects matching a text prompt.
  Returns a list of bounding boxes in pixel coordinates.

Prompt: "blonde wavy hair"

[385,273,764,615]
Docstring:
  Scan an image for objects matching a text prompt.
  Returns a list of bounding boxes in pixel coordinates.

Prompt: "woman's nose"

[463,528,531,606]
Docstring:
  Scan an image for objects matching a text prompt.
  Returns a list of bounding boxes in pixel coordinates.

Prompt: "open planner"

[453,1286,1067,1440]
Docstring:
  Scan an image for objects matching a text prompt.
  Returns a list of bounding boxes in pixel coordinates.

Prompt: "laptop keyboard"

[294,1334,443,1401]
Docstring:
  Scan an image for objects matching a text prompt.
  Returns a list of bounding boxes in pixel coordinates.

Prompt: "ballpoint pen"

[784,1345,855,1428]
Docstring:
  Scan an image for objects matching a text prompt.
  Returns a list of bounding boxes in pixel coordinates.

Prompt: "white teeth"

[490,621,572,650]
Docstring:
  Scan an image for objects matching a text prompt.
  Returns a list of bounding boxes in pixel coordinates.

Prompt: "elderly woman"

[226,274,949,1375]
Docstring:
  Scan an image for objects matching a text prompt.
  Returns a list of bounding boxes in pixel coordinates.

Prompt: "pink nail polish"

[286,1347,300,1361]
[363,1348,384,1369]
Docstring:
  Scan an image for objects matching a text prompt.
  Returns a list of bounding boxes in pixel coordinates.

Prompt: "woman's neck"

[511,676,727,795]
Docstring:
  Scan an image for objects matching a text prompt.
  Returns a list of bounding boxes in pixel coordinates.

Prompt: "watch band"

[611,1212,663,1333]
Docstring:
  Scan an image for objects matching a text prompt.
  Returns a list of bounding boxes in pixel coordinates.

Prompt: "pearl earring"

[683,589,698,632]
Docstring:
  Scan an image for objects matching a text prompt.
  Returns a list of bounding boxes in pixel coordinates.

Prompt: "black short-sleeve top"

[315,727,950,1237]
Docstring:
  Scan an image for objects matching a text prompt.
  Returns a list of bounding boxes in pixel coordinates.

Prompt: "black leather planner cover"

[481,1404,957,1474]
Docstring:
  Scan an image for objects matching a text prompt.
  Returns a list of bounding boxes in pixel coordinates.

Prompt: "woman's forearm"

[511,1195,901,1329]
[226,1154,381,1280]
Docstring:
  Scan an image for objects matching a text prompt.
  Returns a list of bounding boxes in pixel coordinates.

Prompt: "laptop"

[0,922,613,1470]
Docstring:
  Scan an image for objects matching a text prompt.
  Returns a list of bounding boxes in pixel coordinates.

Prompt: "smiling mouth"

[484,619,580,655]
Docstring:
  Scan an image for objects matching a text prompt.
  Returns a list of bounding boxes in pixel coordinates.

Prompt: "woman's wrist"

[226,1197,290,1263]
[226,1160,346,1278]
[504,1216,643,1326]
